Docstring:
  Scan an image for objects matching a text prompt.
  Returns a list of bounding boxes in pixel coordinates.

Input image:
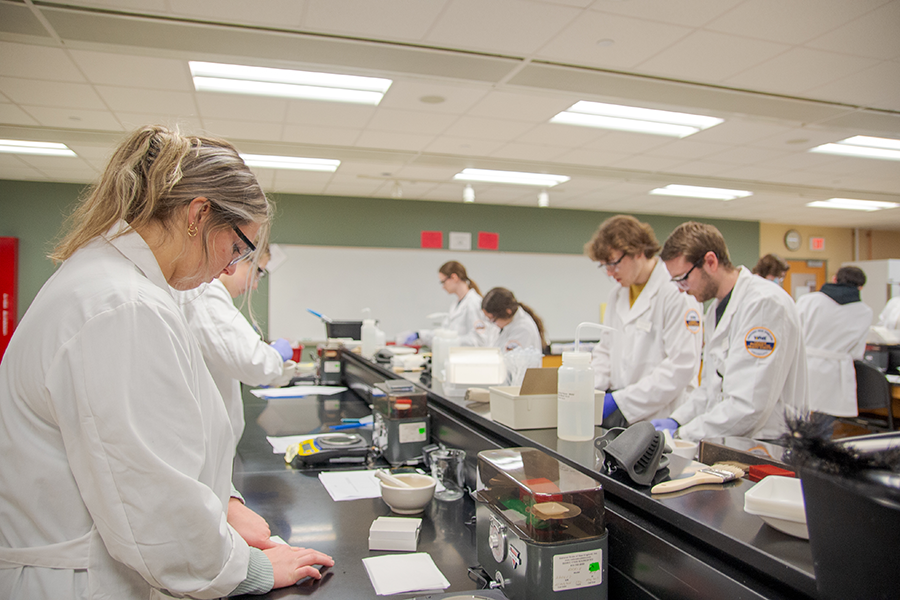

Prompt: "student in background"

[877,296,900,329]
[752,253,790,285]
[410,261,495,346]
[654,222,808,443]
[796,266,872,427]
[0,125,332,598]
[584,215,703,428]
[481,287,546,354]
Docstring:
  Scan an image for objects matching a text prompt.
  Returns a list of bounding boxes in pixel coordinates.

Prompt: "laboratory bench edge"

[232,349,817,600]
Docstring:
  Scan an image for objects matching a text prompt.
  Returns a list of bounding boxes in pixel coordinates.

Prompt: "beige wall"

[860,229,900,260]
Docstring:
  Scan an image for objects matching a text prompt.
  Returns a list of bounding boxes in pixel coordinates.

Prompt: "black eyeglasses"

[671,259,703,290]
[598,254,626,272]
[229,224,257,267]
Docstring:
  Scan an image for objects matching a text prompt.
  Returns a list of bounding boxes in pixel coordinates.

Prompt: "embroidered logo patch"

[684,309,702,334]
[744,327,776,358]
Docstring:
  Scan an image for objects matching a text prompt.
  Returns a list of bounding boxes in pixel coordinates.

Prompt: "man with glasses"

[584,215,702,428]
[654,222,808,443]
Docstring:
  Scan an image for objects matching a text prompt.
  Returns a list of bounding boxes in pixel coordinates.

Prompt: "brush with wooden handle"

[650,464,745,494]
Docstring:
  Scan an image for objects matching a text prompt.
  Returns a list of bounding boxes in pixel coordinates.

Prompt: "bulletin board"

[267,244,616,344]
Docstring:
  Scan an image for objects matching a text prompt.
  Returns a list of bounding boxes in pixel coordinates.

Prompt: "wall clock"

[784,229,801,251]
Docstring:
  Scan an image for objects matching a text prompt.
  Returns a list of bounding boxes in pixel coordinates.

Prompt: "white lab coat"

[175,278,287,445]
[592,259,703,423]
[0,224,249,599]
[420,288,496,346]
[797,290,872,417]
[496,308,543,354]
[877,297,900,329]
[670,267,808,443]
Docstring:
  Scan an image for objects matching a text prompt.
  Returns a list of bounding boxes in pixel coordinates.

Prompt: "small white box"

[368,516,422,551]
[446,347,507,386]
[489,368,604,430]
[743,476,808,539]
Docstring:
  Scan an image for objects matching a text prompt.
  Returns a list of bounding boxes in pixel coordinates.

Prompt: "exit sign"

[810,237,825,251]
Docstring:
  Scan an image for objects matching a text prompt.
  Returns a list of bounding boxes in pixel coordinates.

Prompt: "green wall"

[1,178,759,333]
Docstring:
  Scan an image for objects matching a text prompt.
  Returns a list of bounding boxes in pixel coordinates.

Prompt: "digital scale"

[475,448,608,600]
[285,433,369,467]
[372,380,430,465]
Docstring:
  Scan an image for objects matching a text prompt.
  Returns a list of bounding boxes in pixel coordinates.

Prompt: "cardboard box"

[489,368,604,430]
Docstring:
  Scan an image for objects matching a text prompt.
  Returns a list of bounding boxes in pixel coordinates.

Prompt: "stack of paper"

[362,553,450,596]
[317,470,382,501]
[368,517,421,551]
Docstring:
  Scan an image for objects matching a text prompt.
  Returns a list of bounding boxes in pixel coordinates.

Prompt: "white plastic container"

[557,351,595,441]
[743,475,808,539]
[361,319,380,359]
[430,328,459,382]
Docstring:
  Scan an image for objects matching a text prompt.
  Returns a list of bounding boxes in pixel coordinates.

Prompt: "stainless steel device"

[475,448,607,600]
[372,380,430,465]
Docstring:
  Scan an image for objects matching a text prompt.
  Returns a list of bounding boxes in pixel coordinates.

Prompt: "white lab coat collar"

[708,266,751,343]
[102,220,173,296]
[615,258,666,325]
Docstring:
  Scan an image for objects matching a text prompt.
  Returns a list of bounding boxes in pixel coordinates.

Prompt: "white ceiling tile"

[442,116,535,142]
[698,145,789,165]
[805,60,900,112]
[424,136,503,156]
[394,164,463,181]
[115,114,204,134]
[489,142,568,162]
[661,159,736,177]
[247,169,276,191]
[15,154,93,171]
[725,48,879,96]
[332,160,407,177]
[426,0,580,55]
[201,119,286,142]
[806,1,900,60]
[645,139,732,160]
[95,86,196,115]
[467,90,574,122]
[636,30,791,83]
[714,165,792,182]
[44,168,100,183]
[518,122,606,146]
[367,108,457,135]
[608,155,685,172]
[536,11,694,70]
[322,181,381,196]
[68,50,192,90]
[171,0,304,28]
[304,0,447,41]
[20,106,123,131]
[586,0,741,28]
[705,0,887,45]
[688,119,796,145]
[281,124,360,146]
[50,0,169,10]
[355,130,435,152]
[0,165,47,181]
[0,77,103,109]
[284,99,376,128]
[550,148,630,167]
[196,92,288,123]
[0,42,85,82]
[0,102,40,126]
[379,80,488,114]
[583,131,671,154]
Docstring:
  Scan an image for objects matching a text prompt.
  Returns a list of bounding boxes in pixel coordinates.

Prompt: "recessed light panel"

[550,101,722,138]
[453,168,569,187]
[806,198,899,212]
[809,135,900,161]
[240,154,340,172]
[190,61,392,105]
[650,184,752,201]
[0,139,77,157]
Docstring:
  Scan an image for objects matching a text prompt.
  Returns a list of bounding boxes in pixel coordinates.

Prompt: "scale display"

[285,433,369,467]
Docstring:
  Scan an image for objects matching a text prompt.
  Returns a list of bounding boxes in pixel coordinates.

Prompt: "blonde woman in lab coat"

[413,261,495,346]
[585,215,703,428]
[481,287,547,354]
[0,126,332,599]
[796,266,872,422]
[656,222,808,443]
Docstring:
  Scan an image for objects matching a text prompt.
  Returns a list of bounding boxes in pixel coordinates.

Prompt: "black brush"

[782,413,900,476]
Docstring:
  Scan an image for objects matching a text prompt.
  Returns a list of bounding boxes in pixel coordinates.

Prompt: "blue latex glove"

[403,332,419,345]
[651,418,679,434]
[602,392,618,419]
[270,338,293,362]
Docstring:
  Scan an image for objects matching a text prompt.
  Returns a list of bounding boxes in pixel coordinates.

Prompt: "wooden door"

[784,259,827,301]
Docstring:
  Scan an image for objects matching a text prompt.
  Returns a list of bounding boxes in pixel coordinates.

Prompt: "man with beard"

[651,222,808,443]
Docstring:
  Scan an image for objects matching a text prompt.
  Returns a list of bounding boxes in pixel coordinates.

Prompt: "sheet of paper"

[266,434,318,454]
[251,385,347,399]
[318,470,382,501]
[362,552,450,595]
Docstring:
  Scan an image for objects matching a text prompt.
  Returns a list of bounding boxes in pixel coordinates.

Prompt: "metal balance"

[372,380,430,465]
[475,448,607,600]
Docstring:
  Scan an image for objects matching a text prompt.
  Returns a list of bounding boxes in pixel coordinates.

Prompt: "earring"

[187,222,198,237]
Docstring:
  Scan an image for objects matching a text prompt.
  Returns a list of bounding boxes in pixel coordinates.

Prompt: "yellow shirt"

[629,282,646,308]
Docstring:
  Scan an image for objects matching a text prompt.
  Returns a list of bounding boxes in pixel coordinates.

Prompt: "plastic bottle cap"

[561,351,591,365]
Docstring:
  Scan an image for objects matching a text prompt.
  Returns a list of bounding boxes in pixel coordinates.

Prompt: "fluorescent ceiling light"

[453,168,569,187]
[809,135,900,161]
[190,61,391,105]
[550,101,723,138]
[0,139,77,157]
[240,153,340,172]
[650,184,752,201]
[806,198,899,212]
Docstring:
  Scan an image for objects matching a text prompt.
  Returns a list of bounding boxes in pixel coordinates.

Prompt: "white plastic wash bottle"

[361,318,379,359]
[557,350,595,441]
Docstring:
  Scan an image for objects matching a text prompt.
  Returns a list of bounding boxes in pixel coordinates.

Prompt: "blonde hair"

[439,261,481,295]
[51,125,270,263]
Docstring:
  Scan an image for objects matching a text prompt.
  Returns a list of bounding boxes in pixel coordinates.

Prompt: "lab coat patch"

[744,327,776,358]
[684,309,701,334]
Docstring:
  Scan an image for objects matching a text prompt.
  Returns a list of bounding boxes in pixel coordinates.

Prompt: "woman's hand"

[227,498,276,549]
[264,544,335,588]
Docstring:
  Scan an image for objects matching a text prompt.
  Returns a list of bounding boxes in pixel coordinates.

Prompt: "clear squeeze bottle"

[557,351,595,441]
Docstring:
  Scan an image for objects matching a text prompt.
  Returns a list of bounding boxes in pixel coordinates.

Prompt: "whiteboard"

[268,245,616,343]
